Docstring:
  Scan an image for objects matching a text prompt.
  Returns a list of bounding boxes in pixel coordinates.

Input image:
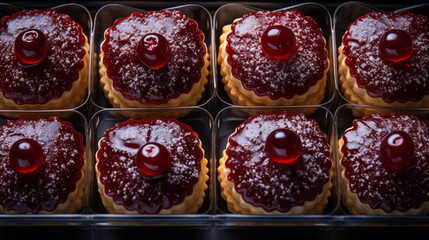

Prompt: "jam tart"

[218,112,333,214]
[96,117,209,214]
[218,10,330,106]
[0,117,85,214]
[0,9,89,110]
[99,10,209,108]
[338,12,429,107]
[339,113,429,215]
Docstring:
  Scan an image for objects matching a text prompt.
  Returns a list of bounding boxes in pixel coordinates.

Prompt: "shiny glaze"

[0,117,84,213]
[101,10,206,105]
[342,12,429,103]
[226,10,328,100]
[0,9,86,105]
[225,112,331,212]
[341,114,429,212]
[97,118,203,214]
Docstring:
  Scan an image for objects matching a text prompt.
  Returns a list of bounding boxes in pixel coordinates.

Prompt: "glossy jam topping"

[379,29,413,63]
[380,131,415,170]
[261,26,296,59]
[265,128,302,164]
[0,117,84,213]
[136,142,172,177]
[136,33,170,69]
[0,9,87,105]
[225,112,331,212]
[226,10,328,100]
[342,12,429,103]
[341,114,429,212]
[10,138,44,173]
[101,10,206,105]
[96,118,203,214]
[14,29,49,65]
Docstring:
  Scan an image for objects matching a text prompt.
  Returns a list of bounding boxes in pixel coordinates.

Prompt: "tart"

[218,112,333,214]
[218,10,329,106]
[96,117,209,214]
[0,117,85,214]
[99,10,209,108]
[0,9,89,110]
[338,12,429,107]
[339,113,429,215]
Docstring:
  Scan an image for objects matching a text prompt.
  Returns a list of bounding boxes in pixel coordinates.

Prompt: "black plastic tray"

[1,1,429,239]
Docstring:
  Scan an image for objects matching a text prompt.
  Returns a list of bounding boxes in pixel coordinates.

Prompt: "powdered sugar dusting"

[342,114,429,212]
[0,117,84,213]
[225,112,331,212]
[343,12,429,103]
[102,11,206,105]
[0,9,86,105]
[97,118,203,214]
[226,10,328,100]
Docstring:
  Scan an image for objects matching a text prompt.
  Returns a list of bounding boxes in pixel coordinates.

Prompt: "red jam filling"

[0,117,84,213]
[379,29,413,63]
[101,10,206,105]
[136,142,172,177]
[261,26,297,59]
[136,33,170,69]
[265,128,302,164]
[341,114,429,212]
[380,131,415,170]
[14,29,49,65]
[0,9,87,105]
[96,118,203,214]
[225,112,331,212]
[10,138,44,173]
[226,10,328,100]
[342,12,429,103]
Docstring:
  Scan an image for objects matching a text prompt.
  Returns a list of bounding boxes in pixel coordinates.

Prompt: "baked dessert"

[339,113,429,215]
[96,117,209,214]
[218,10,329,106]
[0,116,85,214]
[218,112,333,214]
[338,12,429,107]
[99,10,209,108]
[0,9,89,110]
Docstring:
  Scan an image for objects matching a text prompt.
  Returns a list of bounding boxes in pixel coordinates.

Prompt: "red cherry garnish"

[14,29,49,65]
[380,131,415,170]
[265,128,302,164]
[136,142,172,177]
[9,139,44,173]
[136,33,170,69]
[261,25,296,59]
[379,29,413,63]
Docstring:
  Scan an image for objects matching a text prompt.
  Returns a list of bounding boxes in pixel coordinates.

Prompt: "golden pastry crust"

[218,22,329,106]
[96,139,209,214]
[338,132,429,215]
[0,35,89,110]
[99,43,209,109]
[218,145,333,215]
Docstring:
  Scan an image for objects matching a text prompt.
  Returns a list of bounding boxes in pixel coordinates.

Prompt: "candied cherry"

[14,29,49,65]
[9,138,44,173]
[136,33,170,69]
[380,131,415,170]
[136,142,172,177]
[265,128,302,164]
[379,29,413,63]
[261,25,296,59]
